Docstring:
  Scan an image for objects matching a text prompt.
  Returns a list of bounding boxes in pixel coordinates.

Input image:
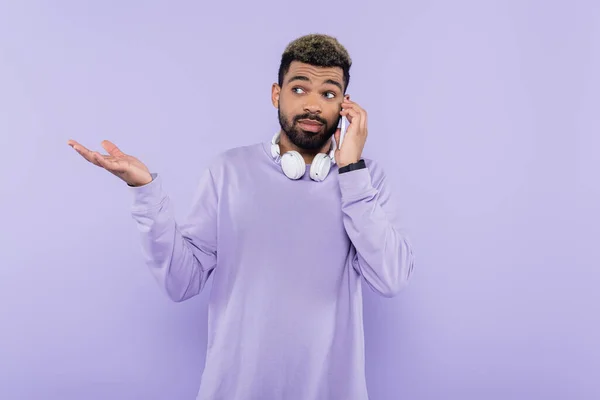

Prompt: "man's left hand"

[334,98,368,168]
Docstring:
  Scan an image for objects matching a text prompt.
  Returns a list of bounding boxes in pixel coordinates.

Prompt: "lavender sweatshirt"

[129,140,415,400]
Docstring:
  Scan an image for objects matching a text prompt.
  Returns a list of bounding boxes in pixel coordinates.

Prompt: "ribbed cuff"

[129,173,166,210]
[338,166,374,199]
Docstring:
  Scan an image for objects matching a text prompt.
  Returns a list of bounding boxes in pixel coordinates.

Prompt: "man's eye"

[324,92,336,99]
[292,87,305,94]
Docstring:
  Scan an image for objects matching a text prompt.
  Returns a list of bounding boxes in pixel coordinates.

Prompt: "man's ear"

[344,94,350,101]
[271,83,281,108]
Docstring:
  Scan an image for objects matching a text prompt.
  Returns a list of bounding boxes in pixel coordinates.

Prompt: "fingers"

[340,107,366,133]
[68,139,100,165]
[341,100,367,120]
[340,99,368,136]
[93,152,108,167]
[340,107,361,124]
[101,140,125,157]
[68,139,119,169]
[86,150,108,168]
[94,153,123,171]
[333,127,341,148]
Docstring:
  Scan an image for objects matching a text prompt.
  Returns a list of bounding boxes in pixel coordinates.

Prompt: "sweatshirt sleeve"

[129,168,218,302]
[338,160,415,297]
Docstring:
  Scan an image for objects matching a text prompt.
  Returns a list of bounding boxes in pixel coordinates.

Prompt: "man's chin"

[298,130,321,138]
[296,135,332,151]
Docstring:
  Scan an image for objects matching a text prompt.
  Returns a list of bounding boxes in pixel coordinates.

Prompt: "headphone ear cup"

[309,153,332,182]
[281,151,306,180]
[271,143,280,158]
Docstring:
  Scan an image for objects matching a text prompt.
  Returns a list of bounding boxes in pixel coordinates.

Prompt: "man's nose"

[303,93,322,114]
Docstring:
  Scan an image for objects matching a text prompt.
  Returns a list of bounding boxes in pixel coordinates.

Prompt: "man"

[68,34,414,400]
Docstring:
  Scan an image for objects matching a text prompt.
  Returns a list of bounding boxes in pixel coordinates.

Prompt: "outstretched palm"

[67,139,153,187]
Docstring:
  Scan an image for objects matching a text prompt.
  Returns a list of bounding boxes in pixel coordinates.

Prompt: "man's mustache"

[294,114,327,125]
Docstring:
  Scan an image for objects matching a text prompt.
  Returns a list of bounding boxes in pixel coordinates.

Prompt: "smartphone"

[338,115,348,150]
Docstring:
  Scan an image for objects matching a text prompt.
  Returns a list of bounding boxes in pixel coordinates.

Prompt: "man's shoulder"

[205,141,267,172]
[220,141,266,160]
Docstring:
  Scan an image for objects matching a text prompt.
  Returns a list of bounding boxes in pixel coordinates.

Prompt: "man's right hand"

[67,139,153,187]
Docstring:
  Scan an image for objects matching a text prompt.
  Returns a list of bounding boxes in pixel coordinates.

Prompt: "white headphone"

[270,131,336,182]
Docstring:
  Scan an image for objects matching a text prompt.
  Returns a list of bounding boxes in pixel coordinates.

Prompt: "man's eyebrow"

[287,75,310,84]
[323,79,343,92]
[287,75,343,92]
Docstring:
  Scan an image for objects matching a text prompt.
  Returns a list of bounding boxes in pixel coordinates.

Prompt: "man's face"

[273,61,346,151]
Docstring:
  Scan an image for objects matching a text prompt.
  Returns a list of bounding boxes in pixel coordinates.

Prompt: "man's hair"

[277,34,352,92]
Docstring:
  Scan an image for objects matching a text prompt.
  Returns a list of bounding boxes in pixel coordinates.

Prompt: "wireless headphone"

[270,131,336,182]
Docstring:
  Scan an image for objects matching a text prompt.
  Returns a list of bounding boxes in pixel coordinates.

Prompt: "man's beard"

[278,108,340,151]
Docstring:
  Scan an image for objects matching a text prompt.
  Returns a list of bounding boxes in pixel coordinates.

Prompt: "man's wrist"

[338,159,366,174]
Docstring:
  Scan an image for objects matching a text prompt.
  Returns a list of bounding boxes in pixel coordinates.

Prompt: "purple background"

[1,1,598,399]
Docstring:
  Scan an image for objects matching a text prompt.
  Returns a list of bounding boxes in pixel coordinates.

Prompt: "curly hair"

[277,34,352,92]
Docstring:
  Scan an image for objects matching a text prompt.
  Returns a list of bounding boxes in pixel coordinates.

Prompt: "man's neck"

[278,130,332,165]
